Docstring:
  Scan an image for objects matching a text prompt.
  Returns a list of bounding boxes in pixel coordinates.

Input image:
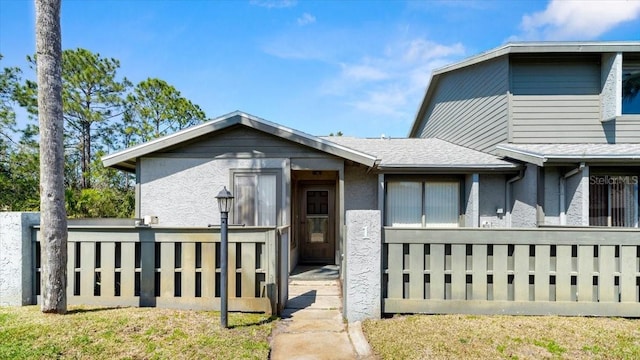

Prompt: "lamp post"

[215,186,234,328]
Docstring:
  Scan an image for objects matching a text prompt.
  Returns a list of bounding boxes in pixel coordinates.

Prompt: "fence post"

[0,212,40,306]
[344,210,381,322]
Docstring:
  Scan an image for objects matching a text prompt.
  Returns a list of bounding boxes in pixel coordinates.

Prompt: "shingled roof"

[323,137,518,172]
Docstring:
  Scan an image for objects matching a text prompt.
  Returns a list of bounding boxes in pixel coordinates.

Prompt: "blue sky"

[1,0,640,138]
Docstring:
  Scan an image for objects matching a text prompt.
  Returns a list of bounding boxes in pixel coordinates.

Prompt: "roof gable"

[409,41,640,138]
[102,111,378,171]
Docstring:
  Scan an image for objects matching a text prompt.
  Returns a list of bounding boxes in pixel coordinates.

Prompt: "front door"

[300,186,335,263]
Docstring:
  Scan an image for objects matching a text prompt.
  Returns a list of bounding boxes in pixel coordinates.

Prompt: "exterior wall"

[464,174,479,227]
[344,210,381,322]
[344,164,377,212]
[140,157,289,227]
[566,166,589,226]
[415,56,509,153]
[510,164,538,228]
[0,212,39,306]
[601,52,621,121]
[510,58,607,143]
[615,117,640,143]
[139,126,343,228]
[543,167,561,225]
[479,174,507,228]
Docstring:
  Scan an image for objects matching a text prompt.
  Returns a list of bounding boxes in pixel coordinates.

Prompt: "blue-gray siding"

[510,61,607,143]
[155,125,336,159]
[416,57,509,153]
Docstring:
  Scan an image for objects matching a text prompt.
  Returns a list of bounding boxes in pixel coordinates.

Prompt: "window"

[589,175,638,227]
[233,173,277,226]
[622,58,640,115]
[385,180,460,227]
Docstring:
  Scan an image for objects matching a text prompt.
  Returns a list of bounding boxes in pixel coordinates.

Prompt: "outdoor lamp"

[215,186,234,214]
[215,186,233,328]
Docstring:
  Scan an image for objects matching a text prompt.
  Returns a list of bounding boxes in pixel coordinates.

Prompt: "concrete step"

[289,279,340,287]
[288,285,342,296]
[285,293,342,310]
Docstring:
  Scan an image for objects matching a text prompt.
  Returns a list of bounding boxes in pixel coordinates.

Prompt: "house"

[102,41,640,273]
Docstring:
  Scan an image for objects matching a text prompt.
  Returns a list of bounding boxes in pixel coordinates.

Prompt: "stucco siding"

[601,53,621,121]
[543,167,561,225]
[511,59,606,143]
[510,164,538,228]
[565,166,589,226]
[415,56,509,153]
[140,157,288,227]
[479,174,507,228]
[344,164,377,211]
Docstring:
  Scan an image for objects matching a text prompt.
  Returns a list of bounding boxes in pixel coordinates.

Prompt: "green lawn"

[0,306,274,360]
[363,314,640,360]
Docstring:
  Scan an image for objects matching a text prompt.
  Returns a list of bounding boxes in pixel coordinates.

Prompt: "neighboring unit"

[411,42,640,229]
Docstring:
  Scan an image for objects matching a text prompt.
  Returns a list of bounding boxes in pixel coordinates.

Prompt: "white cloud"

[341,63,389,81]
[519,0,640,40]
[250,0,297,9]
[297,13,316,26]
[324,40,465,118]
[399,39,465,62]
[350,87,408,117]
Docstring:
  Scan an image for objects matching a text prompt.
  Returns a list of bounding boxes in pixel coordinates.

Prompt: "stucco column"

[466,174,480,227]
[344,210,381,323]
[0,212,40,306]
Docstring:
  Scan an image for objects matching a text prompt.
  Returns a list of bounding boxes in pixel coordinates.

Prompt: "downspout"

[505,169,525,228]
[366,159,381,174]
[559,163,585,225]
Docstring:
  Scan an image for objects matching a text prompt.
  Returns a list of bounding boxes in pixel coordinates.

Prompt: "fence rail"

[383,227,640,316]
[33,226,285,314]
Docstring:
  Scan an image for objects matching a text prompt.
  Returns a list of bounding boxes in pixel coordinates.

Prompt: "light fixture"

[215,186,234,214]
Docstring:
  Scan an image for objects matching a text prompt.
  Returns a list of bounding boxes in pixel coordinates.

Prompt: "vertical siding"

[511,60,606,143]
[417,56,509,153]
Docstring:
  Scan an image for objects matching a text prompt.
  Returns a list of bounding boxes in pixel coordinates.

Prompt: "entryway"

[291,170,339,269]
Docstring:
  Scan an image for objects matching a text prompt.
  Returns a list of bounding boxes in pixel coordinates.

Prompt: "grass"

[0,306,274,360]
[363,314,640,360]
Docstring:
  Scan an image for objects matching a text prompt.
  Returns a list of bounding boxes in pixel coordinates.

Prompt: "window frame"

[229,169,282,227]
[622,56,640,115]
[384,175,463,228]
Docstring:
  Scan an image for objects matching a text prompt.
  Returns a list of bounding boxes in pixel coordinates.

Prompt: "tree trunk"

[36,0,67,314]
[81,121,91,189]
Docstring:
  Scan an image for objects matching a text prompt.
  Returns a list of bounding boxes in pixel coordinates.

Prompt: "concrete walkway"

[270,279,374,360]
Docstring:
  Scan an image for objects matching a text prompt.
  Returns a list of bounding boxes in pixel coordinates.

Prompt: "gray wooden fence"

[32,225,288,314]
[384,227,640,316]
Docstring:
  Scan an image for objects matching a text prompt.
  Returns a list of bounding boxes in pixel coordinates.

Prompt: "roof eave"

[496,145,640,167]
[377,163,521,173]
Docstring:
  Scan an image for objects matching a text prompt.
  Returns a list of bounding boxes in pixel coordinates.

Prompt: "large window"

[233,173,277,226]
[589,175,638,227]
[385,180,460,227]
[622,58,640,115]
